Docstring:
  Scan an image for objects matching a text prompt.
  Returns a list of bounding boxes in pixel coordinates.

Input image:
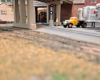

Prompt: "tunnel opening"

[35,7,47,23]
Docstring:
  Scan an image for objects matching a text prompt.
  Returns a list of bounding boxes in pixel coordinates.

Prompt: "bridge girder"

[37,0,73,4]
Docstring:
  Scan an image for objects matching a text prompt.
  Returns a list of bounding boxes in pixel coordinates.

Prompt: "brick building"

[61,0,85,21]
[61,0,100,21]
[71,0,85,17]
[85,0,100,6]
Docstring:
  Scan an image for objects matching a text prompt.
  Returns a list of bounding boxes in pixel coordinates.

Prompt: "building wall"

[61,4,72,21]
[71,4,85,17]
[61,0,85,21]
[73,0,85,4]
[61,4,85,21]
[0,3,14,21]
[85,0,100,6]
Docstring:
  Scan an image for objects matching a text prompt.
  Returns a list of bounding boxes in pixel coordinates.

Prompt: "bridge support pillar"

[13,0,36,30]
[56,4,61,26]
[19,0,26,23]
[13,0,19,23]
[27,0,36,30]
[47,4,49,24]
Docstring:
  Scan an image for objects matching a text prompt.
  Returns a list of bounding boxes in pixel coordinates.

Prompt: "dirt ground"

[0,27,100,80]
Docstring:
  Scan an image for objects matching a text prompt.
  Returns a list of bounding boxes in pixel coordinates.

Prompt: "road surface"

[35,26,100,44]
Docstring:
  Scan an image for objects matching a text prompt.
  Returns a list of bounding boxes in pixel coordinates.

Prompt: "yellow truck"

[62,17,87,28]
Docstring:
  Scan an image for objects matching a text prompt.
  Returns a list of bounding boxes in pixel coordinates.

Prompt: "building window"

[1,0,5,2]
[11,0,13,2]
[7,0,11,2]
[94,0,97,3]
[90,0,93,3]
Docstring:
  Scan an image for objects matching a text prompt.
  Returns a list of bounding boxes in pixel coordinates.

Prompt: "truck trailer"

[96,3,100,23]
[62,6,97,28]
[82,6,96,27]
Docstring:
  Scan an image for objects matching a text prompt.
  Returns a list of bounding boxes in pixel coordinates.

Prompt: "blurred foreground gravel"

[0,26,100,80]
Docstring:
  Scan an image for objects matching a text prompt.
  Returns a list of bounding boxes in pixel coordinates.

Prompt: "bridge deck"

[37,0,73,4]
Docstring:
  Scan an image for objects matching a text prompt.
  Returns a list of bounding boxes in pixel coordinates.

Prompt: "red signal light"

[50,4,54,7]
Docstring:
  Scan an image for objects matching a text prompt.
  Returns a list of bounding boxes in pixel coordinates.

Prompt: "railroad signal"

[50,11,53,15]
[50,4,54,7]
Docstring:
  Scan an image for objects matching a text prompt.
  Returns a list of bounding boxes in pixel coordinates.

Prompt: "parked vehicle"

[83,6,96,27]
[96,3,100,22]
[83,6,96,22]
[63,17,77,28]
[0,19,7,24]
[63,6,97,28]
[63,17,87,28]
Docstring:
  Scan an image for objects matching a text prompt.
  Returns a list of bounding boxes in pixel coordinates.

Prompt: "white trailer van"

[76,6,96,28]
[77,8,86,27]
[82,6,96,27]
[83,6,96,22]
[78,8,84,21]
[62,6,98,28]
[96,3,100,23]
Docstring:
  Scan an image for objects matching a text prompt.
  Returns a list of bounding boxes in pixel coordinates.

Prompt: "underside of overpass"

[37,0,73,4]
[13,0,73,30]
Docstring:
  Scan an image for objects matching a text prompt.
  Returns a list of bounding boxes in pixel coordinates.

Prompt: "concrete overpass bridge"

[13,0,73,30]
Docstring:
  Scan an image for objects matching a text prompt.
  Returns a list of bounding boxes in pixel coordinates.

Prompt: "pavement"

[35,25,100,44]
[0,23,13,27]
[0,23,100,44]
